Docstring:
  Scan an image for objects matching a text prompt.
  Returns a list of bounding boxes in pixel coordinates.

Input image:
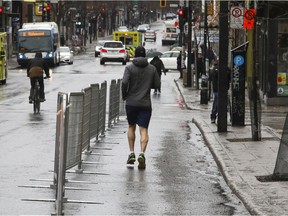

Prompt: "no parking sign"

[230,6,244,29]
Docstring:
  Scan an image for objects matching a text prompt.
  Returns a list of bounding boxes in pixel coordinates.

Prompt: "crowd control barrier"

[53,79,121,215]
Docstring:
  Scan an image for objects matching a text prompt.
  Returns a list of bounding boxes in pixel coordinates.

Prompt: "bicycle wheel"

[33,84,41,113]
[33,99,40,113]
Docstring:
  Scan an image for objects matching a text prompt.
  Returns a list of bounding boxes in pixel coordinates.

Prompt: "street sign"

[230,6,244,29]
[169,4,179,8]
[243,9,256,30]
[231,49,246,126]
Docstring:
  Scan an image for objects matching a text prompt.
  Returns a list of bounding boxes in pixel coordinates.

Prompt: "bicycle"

[32,79,41,114]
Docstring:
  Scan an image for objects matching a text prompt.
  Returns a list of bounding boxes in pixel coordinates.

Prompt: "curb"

[192,118,264,216]
[174,78,264,215]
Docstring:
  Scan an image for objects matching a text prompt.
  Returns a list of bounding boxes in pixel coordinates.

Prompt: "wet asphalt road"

[0,21,250,215]
[0,61,248,215]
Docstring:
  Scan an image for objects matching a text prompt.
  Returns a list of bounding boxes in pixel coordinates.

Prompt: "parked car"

[137,24,150,33]
[59,46,73,64]
[100,41,127,65]
[148,51,188,71]
[95,40,106,57]
[117,26,129,32]
[144,29,156,42]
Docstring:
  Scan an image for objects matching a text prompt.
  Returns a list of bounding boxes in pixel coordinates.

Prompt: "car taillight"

[101,48,107,53]
[119,49,126,53]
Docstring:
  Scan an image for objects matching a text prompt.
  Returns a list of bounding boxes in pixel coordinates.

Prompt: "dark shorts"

[125,105,152,128]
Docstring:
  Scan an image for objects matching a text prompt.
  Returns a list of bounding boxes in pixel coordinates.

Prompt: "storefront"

[257,2,288,105]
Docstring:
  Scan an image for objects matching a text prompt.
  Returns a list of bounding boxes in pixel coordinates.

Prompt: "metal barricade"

[53,79,122,214]
[98,81,107,138]
[53,92,69,215]
[89,83,100,140]
[66,92,84,170]
[108,79,120,129]
[82,87,92,151]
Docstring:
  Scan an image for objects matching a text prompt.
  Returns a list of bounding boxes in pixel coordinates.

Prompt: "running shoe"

[138,153,146,169]
[127,153,136,164]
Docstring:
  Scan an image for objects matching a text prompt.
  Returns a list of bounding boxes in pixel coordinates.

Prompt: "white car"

[117,26,129,32]
[95,40,106,57]
[148,51,188,71]
[100,41,127,65]
[137,24,150,33]
[59,46,73,65]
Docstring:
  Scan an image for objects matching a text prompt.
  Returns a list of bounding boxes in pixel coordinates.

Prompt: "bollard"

[200,74,208,104]
[183,69,187,86]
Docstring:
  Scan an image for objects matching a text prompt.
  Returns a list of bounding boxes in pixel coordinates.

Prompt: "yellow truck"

[0,32,8,84]
[113,31,143,57]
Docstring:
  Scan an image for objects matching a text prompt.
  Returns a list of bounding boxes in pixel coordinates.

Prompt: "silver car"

[59,46,73,65]
[100,41,127,65]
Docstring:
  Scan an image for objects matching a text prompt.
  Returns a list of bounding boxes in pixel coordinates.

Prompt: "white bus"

[17,22,60,67]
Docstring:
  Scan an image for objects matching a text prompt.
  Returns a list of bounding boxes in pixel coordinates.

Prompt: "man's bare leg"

[139,126,149,153]
[128,124,136,152]
[127,124,137,164]
[137,126,149,169]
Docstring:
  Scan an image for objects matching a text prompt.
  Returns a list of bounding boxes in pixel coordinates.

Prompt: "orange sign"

[28,32,45,36]
[243,9,256,30]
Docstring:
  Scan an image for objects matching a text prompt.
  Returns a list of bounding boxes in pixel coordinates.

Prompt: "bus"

[17,22,60,67]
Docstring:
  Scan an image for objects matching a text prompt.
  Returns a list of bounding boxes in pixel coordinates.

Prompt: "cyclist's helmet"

[35,52,42,58]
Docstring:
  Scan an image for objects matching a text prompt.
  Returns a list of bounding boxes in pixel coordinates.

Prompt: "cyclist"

[27,52,50,103]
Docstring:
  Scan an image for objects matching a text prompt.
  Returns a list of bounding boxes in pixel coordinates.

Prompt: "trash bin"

[200,74,208,104]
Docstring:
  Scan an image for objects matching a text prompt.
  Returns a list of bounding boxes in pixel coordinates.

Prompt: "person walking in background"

[122,46,160,169]
[210,62,231,124]
[150,55,166,94]
[210,62,219,123]
[177,51,184,79]
[196,52,204,80]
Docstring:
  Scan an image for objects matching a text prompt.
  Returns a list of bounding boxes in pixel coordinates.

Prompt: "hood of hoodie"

[132,57,149,68]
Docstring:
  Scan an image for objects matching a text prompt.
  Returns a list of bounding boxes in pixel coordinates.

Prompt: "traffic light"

[75,17,82,34]
[3,1,11,12]
[178,7,188,30]
[160,0,166,8]
[46,4,51,21]
[0,7,3,14]
[42,5,46,21]
[101,8,105,13]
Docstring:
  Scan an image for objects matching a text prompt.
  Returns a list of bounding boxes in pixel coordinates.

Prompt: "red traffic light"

[0,7,3,13]
[101,8,105,12]
[46,5,51,11]
[178,9,184,16]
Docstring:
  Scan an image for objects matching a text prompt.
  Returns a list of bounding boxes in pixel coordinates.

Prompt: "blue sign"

[231,51,246,126]
[234,55,244,66]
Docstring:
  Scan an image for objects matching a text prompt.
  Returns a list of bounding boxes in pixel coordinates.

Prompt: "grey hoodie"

[122,57,160,107]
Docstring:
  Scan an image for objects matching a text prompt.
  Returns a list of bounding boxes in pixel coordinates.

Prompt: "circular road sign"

[232,8,242,18]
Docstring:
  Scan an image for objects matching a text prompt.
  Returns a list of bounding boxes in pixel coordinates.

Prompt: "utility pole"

[217,0,229,132]
[187,0,192,87]
[200,0,208,104]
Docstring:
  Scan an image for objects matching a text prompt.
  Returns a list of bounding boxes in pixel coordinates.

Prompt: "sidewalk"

[175,79,288,215]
